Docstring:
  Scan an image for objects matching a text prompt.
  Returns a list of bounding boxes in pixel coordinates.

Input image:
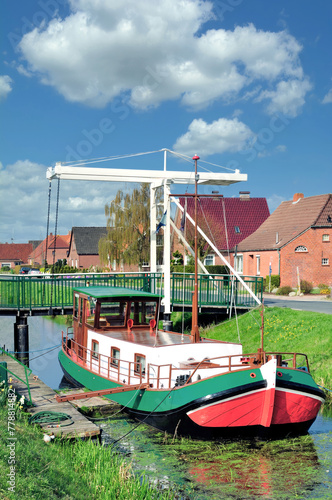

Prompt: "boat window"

[134,353,146,376]
[86,297,96,326]
[73,294,79,319]
[98,301,127,328]
[129,301,157,325]
[91,340,99,360]
[111,347,120,367]
[79,298,84,324]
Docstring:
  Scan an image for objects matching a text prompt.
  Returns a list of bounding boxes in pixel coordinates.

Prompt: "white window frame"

[204,254,215,266]
[322,258,329,266]
[256,255,260,276]
[234,254,243,274]
[295,246,308,252]
[322,234,330,242]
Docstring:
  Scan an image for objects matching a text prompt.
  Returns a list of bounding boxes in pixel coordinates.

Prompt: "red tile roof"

[178,196,270,250]
[0,243,33,263]
[237,194,332,251]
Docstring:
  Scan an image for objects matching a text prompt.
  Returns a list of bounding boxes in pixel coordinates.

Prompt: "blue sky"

[1,0,331,243]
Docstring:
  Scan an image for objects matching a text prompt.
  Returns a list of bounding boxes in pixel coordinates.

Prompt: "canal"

[0,316,331,499]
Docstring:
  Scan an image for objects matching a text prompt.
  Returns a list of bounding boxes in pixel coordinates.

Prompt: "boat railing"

[62,334,147,385]
[61,334,310,390]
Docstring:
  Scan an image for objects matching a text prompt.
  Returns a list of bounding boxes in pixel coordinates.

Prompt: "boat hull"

[58,350,325,439]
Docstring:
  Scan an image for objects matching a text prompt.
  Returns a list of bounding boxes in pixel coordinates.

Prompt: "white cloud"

[322,87,332,104]
[0,75,13,100]
[16,1,309,114]
[173,117,255,157]
[256,79,312,117]
[0,160,119,243]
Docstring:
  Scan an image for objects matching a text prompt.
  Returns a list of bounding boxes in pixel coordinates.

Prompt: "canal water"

[0,316,331,499]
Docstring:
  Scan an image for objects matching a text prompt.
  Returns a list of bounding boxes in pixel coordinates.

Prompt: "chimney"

[239,191,250,200]
[293,193,304,203]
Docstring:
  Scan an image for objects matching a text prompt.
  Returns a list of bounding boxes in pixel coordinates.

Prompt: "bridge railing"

[171,273,262,308]
[0,272,263,313]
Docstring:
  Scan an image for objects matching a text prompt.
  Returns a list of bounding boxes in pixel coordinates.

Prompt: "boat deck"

[100,328,216,347]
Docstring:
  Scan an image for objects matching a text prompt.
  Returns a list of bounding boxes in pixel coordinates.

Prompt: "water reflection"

[101,412,330,500]
[0,315,67,389]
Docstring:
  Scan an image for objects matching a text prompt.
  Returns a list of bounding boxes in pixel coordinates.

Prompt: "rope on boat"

[7,344,62,356]
[319,384,332,393]
[111,385,178,445]
[83,382,149,422]
[28,411,74,427]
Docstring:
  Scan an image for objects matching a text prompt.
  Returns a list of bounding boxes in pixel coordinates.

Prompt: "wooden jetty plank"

[0,354,101,439]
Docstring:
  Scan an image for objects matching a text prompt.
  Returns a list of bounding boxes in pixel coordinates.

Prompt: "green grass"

[199,307,332,400]
[0,406,175,500]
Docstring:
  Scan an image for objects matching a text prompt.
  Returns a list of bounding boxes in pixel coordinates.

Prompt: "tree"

[99,183,153,269]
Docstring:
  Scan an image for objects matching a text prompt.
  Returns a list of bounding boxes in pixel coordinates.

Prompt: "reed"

[0,406,175,499]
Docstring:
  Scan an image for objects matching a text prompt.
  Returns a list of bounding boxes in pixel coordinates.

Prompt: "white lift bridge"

[46,148,259,316]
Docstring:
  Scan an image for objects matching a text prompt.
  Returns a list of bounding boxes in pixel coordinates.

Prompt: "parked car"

[19,267,30,274]
[29,269,41,276]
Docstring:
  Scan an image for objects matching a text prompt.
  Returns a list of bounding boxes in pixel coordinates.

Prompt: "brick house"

[67,227,107,270]
[66,227,140,271]
[0,243,34,269]
[236,193,332,287]
[28,233,71,267]
[171,193,270,268]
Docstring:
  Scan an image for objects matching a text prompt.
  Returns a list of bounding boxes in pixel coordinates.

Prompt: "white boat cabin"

[69,286,243,389]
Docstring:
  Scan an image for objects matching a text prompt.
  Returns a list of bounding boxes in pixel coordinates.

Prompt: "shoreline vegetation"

[0,403,175,499]
[1,307,331,499]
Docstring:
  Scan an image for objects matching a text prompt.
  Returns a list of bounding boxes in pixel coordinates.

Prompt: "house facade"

[236,193,332,287]
[28,233,71,267]
[0,243,34,269]
[67,227,140,271]
[171,193,270,269]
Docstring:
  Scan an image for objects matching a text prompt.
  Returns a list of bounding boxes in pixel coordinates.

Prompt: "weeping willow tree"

[99,183,152,270]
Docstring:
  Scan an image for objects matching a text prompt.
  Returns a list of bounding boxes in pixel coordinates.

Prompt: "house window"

[134,354,146,376]
[256,255,260,275]
[322,234,330,242]
[110,347,120,367]
[295,246,308,252]
[322,258,329,266]
[234,226,241,234]
[234,255,243,274]
[204,254,215,266]
[91,340,99,360]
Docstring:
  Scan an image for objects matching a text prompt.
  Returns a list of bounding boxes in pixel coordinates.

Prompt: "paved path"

[263,293,332,315]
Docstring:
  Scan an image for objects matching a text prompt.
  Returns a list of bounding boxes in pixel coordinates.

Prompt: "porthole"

[250,373,256,378]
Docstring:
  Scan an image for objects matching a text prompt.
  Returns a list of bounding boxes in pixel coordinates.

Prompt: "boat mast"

[190,154,200,343]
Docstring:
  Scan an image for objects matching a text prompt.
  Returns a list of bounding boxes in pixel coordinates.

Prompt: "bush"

[264,274,280,289]
[205,265,228,275]
[318,283,330,290]
[300,280,313,294]
[276,286,293,296]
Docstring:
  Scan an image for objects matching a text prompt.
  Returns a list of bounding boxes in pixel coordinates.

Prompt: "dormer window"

[295,246,308,252]
[235,226,240,234]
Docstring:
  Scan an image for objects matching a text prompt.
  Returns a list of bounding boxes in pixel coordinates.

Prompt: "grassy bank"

[0,405,175,500]
[197,306,332,403]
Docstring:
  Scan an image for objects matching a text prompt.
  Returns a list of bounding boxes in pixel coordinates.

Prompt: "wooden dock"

[0,354,107,440]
